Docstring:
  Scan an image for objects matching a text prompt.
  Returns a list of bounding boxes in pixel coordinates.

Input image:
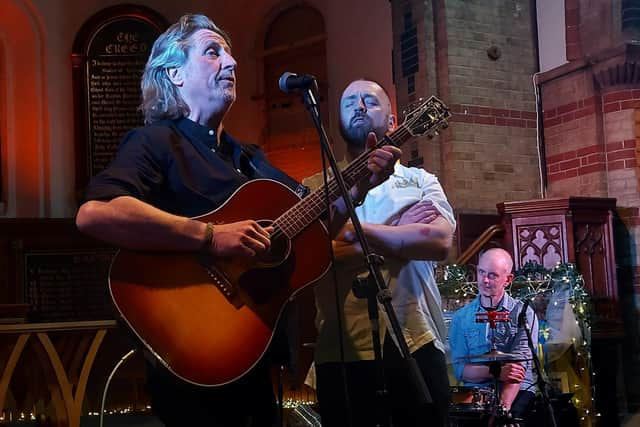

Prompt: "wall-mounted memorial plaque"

[72,5,168,195]
[25,249,116,322]
[0,219,117,321]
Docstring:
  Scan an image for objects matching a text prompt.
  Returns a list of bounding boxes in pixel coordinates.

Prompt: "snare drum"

[448,386,493,426]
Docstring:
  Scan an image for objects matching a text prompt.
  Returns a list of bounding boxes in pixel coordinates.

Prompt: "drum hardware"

[460,350,530,365]
[449,308,533,426]
[449,385,494,411]
[476,307,512,423]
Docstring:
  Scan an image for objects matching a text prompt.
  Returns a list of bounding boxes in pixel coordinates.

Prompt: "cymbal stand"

[475,310,511,420]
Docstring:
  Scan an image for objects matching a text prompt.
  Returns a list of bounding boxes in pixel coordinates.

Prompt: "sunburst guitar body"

[108,96,451,386]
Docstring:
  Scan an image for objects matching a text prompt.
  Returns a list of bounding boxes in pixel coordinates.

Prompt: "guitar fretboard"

[273,124,413,239]
[271,95,449,241]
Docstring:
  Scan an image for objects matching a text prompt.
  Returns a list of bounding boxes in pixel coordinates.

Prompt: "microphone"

[278,72,317,93]
[518,299,530,328]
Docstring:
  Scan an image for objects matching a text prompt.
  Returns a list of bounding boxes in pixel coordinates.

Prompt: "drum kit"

[449,309,531,427]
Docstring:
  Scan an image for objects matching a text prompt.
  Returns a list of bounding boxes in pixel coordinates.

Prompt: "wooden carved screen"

[511,215,568,270]
[499,197,623,426]
[498,197,620,337]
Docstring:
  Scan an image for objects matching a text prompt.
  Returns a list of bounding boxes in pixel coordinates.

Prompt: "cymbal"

[458,350,530,364]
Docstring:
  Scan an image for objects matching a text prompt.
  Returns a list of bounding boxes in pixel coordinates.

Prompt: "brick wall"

[390,0,640,416]
[392,0,444,178]
[541,70,608,197]
[538,0,640,416]
[543,80,640,269]
[392,0,542,214]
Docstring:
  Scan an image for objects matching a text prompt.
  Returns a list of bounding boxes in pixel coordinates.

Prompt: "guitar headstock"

[401,96,451,137]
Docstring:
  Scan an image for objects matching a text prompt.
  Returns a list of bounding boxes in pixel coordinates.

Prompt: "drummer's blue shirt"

[448,293,538,392]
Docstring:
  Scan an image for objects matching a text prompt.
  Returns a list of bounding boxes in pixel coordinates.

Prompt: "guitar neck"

[273,95,450,240]
[273,123,414,240]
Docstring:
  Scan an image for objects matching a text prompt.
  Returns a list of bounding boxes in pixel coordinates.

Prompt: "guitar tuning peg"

[427,134,434,140]
[434,130,439,136]
[441,123,449,129]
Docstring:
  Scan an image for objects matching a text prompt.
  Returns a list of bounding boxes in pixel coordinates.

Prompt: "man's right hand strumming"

[203,220,273,258]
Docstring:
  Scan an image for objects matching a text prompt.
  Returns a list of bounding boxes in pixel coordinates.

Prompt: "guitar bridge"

[203,262,244,309]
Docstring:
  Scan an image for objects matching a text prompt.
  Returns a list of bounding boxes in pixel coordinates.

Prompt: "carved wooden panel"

[573,210,619,333]
[498,197,620,338]
[512,215,568,269]
[575,223,607,291]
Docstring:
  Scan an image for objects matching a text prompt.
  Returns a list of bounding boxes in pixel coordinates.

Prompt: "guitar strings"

[269,103,445,242]
[269,125,413,241]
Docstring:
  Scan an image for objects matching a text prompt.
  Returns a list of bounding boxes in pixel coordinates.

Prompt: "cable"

[532,71,547,198]
[99,348,137,427]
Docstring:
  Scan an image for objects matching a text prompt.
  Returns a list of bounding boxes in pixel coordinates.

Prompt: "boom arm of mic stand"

[299,86,432,408]
[522,312,557,427]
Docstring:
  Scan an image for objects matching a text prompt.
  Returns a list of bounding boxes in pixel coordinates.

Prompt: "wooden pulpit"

[498,196,621,338]
[498,197,623,426]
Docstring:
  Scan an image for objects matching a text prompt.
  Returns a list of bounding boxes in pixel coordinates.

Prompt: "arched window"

[260,4,328,181]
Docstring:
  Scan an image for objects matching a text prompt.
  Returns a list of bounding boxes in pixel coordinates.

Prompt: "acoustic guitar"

[109,96,451,386]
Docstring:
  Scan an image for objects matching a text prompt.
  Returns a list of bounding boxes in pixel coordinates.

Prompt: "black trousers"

[316,338,450,427]
[143,310,296,427]
[510,390,535,420]
[146,359,277,427]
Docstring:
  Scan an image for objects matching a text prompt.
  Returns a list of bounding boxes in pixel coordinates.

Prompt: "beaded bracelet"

[200,222,214,254]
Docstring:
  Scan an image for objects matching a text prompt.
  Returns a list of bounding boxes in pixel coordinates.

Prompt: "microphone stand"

[298,81,432,427]
[520,302,557,427]
[352,274,388,426]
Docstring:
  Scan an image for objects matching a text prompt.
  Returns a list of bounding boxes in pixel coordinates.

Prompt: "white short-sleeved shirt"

[308,162,456,364]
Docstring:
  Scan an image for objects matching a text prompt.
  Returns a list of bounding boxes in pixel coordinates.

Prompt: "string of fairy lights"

[437,261,598,426]
[2,263,598,424]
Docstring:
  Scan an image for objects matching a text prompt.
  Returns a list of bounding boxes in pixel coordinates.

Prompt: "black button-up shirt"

[84,117,304,217]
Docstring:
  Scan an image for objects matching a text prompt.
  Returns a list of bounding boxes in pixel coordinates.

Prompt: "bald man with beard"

[306,80,455,427]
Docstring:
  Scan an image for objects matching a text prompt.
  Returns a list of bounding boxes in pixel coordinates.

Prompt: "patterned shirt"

[449,293,538,392]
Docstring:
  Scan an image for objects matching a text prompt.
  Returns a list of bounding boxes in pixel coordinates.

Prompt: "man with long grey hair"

[76,14,401,427]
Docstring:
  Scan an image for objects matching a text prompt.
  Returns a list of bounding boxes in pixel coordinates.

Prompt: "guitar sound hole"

[257,220,290,267]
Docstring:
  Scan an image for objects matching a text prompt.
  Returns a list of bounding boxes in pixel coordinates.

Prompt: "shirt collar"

[174,117,236,157]
[499,293,518,310]
[474,292,517,311]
